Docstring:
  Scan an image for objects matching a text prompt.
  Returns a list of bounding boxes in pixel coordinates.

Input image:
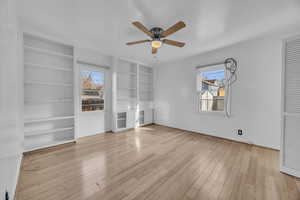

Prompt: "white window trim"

[196,63,229,116]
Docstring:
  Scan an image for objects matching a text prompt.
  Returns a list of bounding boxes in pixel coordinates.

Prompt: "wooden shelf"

[25,127,74,137]
[25,81,73,87]
[139,71,153,75]
[139,90,154,92]
[24,45,73,59]
[25,98,73,104]
[117,87,137,90]
[24,115,75,124]
[139,99,154,102]
[117,98,137,101]
[139,99,154,101]
[139,81,153,84]
[24,139,75,152]
[117,72,137,76]
[25,62,73,72]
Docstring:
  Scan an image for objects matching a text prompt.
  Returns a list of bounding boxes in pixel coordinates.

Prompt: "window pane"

[81,70,104,112]
[198,69,225,111]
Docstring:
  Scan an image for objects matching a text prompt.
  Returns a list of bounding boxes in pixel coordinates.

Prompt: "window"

[197,65,226,112]
[81,70,104,112]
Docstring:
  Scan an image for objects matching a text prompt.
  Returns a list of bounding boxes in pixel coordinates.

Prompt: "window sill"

[197,110,226,116]
[80,110,106,114]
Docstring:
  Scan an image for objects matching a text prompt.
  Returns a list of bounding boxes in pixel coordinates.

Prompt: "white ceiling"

[18,0,300,65]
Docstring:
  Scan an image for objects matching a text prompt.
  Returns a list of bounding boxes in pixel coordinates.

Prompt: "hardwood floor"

[16,125,300,200]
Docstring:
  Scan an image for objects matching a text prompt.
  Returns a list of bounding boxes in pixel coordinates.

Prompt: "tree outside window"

[81,70,104,112]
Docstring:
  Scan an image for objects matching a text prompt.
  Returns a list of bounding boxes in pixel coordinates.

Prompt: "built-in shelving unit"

[138,65,154,126]
[113,59,154,131]
[116,60,138,113]
[23,33,75,152]
[139,65,154,102]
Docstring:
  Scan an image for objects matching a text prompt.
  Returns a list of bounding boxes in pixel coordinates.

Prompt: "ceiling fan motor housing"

[150,27,164,39]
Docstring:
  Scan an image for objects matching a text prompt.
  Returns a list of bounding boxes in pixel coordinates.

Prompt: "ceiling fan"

[126,21,186,54]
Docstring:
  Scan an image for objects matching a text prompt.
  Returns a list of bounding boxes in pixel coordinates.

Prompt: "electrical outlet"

[237,129,243,136]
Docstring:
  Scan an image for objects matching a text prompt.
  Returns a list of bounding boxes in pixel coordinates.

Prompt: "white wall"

[0,0,23,199]
[76,48,113,138]
[154,36,285,150]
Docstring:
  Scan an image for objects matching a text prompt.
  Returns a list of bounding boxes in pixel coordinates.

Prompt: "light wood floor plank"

[15,125,300,200]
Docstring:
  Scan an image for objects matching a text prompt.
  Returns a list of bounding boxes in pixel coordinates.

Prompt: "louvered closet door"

[282,37,300,177]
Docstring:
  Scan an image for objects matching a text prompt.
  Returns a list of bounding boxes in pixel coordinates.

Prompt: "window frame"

[79,65,106,113]
[196,64,229,115]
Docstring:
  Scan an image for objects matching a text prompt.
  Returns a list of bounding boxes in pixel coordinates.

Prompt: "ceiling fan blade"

[152,47,157,54]
[161,21,186,37]
[126,40,151,45]
[132,21,154,38]
[163,39,185,47]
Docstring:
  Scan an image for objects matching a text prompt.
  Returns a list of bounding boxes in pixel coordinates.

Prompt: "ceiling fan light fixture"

[151,40,162,48]
[127,21,186,54]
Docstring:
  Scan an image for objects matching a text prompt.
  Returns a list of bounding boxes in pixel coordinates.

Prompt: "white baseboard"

[112,122,154,133]
[113,127,133,133]
[13,154,22,200]
[154,122,279,150]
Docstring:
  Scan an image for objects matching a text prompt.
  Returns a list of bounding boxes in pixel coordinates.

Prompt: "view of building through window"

[198,69,225,112]
[81,70,104,112]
